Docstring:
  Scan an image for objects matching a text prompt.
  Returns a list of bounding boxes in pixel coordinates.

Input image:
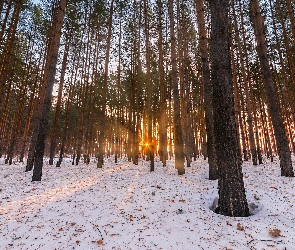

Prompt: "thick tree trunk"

[209,0,249,217]
[250,0,294,177]
[25,44,48,172]
[32,0,67,181]
[168,0,185,175]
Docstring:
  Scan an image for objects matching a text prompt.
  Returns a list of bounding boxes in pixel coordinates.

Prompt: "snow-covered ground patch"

[1,156,295,249]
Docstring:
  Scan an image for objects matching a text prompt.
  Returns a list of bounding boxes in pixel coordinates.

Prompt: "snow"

[1,156,295,249]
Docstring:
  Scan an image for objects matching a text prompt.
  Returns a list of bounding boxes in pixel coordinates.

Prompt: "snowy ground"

[1,156,295,250]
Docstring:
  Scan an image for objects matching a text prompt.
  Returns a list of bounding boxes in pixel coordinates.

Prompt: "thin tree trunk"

[253,99,263,164]
[49,38,70,165]
[0,0,22,108]
[259,96,273,161]
[196,0,218,179]
[56,85,73,168]
[250,0,294,177]
[232,0,257,165]
[286,0,295,44]
[168,0,185,175]
[157,0,167,167]
[275,0,295,96]
[231,50,243,159]
[0,0,13,45]
[97,0,114,168]
[143,0,154,171]
[115,8,122,164]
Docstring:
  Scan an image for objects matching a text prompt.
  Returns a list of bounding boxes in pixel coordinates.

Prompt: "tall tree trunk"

[232,0,257,165]
[115,8,122,164]
[0,0,13,44]
[157,0,167,167]
[275,0,295,97]
[286,0,295,44]
[168,0,185,175]
[97,0,114,168]
[0,0,22,108]
[209,0,249,217]
[259,96,274,161]
[32,0,67,181]
[231,50,243,159]
[196,0,218,179]
[76,17,90,166]
[49,38,70,165]
[5,51,34,164]
[143,0,154,171]
[250,0,294,177]
[56,85,73,168]
[25,42,49,172]
[253,99,263,164]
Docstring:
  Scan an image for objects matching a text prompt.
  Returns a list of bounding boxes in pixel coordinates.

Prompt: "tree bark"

[286,0,295,44]
[168,0,185,175]
[97,0,114,168]
[0,0,22,108]
[0,0,13,45]
[49,38,70,165]
[209,0,249,217]
[157,0,167,167]
[143,0,154,171]
[32,0,67,181]
[232,0,257,165]
[196,0,218,179]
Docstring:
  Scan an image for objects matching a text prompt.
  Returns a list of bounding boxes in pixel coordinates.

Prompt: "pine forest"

[1,0,295,249]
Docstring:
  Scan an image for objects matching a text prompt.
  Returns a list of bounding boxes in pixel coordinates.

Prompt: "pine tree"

[209,0,249,217]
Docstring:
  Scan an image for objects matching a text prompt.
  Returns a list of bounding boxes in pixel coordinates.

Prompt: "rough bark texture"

[196,0,218,180]
[209,0,249,217]
[250,0,294,177]
[168,0,185,175]
[32,0,67,181]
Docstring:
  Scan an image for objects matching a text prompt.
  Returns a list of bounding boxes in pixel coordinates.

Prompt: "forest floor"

[1,156,295,250]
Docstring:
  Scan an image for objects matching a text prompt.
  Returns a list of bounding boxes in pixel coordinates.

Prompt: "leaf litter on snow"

[0,156,295,249]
